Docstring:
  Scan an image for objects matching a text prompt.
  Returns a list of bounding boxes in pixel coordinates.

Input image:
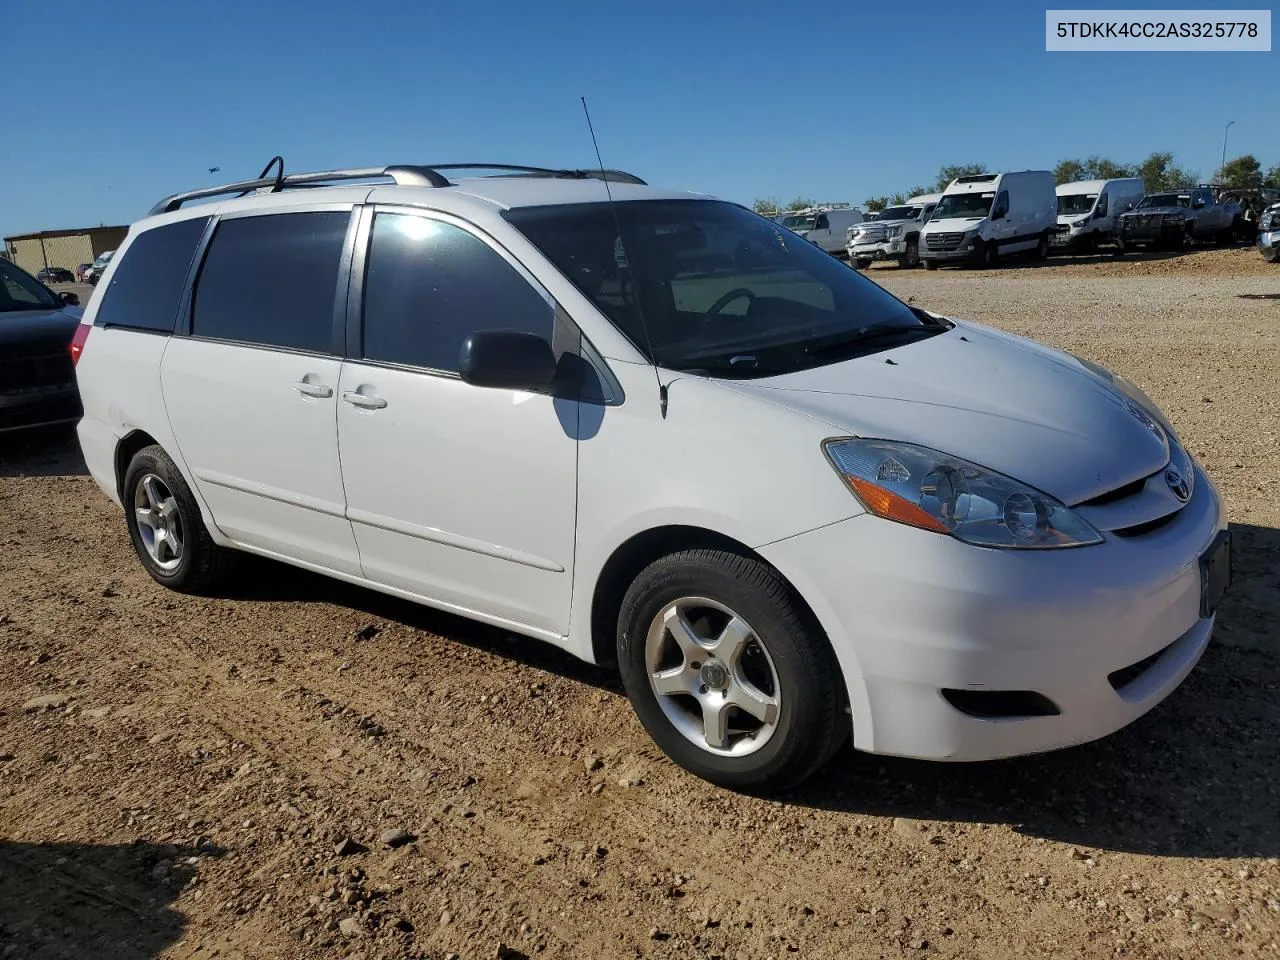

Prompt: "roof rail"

[149,160,647,215]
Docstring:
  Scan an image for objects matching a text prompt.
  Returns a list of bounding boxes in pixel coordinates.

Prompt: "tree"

[787,196,817,211]
[863,196,891,212]
[934,164,986,191]
[1133,152,1197,192]
[1265,164,1280,187]
[1054,159,1086,185]
[1056,156,1133,184]
[1216,154,1263,189]
[753,197,782,216]
[1090,156,1133,180]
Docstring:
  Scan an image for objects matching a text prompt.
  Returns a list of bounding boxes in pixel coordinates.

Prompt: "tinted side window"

[95,217,210,332]
[992,191,1010,217]
[192,211,348,352]
[1095,194,1108,216]
[815,214,829,230]
[362,213,553,372]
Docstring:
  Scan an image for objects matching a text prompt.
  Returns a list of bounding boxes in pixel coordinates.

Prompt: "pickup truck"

[1258,202,1280,262]
[1115,186,1240,252]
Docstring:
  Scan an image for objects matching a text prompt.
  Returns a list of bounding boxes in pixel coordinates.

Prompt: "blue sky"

[2,0,1275,238]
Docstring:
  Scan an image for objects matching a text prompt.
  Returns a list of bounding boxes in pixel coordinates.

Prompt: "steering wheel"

[706,288,756,317]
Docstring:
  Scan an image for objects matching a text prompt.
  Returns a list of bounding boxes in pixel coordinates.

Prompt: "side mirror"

[1192,198,1205,209]
[59,291,80,306]
[459,330,557,391]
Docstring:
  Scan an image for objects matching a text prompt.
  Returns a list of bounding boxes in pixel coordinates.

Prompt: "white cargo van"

[919,171,1056,269]
[1052,178,1145,252]
[780,206,865,257]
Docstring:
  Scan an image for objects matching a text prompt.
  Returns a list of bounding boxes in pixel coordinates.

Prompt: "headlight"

[1072,218,1089,228]
[824,439,1104,549]
[886,225,904,238]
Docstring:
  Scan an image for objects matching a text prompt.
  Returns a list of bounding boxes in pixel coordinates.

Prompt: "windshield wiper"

[804,324,942,359]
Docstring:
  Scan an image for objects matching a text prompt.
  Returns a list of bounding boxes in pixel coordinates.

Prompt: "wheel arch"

[587,524,825,671]
[114,429,162,500]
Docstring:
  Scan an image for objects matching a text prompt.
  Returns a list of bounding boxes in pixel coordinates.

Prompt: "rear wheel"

[123,445,232,592]
[617,549,847,792]
[898,237,920,269]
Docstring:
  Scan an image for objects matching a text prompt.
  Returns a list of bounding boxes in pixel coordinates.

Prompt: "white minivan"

[73,162,1228,792]
[779,206,865,256]
[920,171,1057,269]
[1052,178,1145,252]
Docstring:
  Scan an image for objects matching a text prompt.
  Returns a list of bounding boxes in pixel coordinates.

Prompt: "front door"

[336,208,580,637]
[162,208,362,575]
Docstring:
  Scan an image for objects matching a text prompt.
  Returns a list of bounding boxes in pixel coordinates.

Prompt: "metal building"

[3,225,129,276]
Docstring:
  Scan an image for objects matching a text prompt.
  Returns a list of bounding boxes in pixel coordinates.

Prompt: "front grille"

[0,353,75,395]
[1107,642,1174,691]
[855,227,887,243]
[1079,475,1147,507]
[1110,513,1179,538]
[925,232,965,251]
[1054,224,1070,235]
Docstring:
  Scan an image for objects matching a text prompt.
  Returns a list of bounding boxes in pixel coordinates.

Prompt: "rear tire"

[617,549,848,793]
[123,445,233,593]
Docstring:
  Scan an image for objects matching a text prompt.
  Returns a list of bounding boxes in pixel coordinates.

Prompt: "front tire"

[898,237,920,269]
[854,258,872,270]
[123,445,232,592]
[923,259,938,271]
[1034,233,1050,260]
[617,549,847,792]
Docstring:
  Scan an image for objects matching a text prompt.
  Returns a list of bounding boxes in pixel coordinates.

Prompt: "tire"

[1034,233,1050,260]
[123,444,232,592]
[617,549,848,792]
[1112,238,1127,256]
[923,259,938,271]
[854,258,872,270]
[898,237,920,269]
[977,241,998,269]
[1216,225,1234,246]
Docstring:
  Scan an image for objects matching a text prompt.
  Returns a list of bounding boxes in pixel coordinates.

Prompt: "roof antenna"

[581,97,668,418]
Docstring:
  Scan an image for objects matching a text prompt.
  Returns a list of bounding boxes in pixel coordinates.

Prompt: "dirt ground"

[2,247,1278,960]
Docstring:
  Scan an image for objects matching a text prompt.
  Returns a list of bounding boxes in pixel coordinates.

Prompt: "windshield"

[932,192,993,220]
[0,259,60,313]
[877,206,921,222]
[1057,193,1097,216]
[93,251,115,267]
[506,199,941,379]
[1138,194,1190,209]
[780,214,816,231]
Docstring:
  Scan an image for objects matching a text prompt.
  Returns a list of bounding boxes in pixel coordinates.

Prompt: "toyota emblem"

[1166,467,1190,503]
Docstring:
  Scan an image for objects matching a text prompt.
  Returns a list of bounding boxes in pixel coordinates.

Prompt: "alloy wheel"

[644,597,781,756]
[133,473,184,572]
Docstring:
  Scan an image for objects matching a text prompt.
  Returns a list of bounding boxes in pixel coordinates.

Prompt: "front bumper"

[1119,221,1186,245]
[759,463,1226,762]
[848,239,906,260]
[0,383,82,433]
[1258,230,1279,261]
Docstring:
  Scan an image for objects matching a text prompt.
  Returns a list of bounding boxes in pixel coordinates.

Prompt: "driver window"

[1095,195,1108,216]
[815,214,829,230]
[992,191,1009,218]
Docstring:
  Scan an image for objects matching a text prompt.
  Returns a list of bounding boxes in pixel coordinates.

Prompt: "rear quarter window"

[94,217,210,332]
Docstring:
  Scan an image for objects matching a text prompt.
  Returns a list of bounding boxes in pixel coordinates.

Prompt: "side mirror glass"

[59,291,80,306]
[459,330,557,391]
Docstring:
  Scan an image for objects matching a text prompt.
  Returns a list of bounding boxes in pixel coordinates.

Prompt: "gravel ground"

[1,247,1278,960]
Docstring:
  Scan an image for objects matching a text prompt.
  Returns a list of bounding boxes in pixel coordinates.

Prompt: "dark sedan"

[0,259,84,433]
[36,266,76,284]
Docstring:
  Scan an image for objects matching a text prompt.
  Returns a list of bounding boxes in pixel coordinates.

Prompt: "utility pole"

[1220,120,1235,181]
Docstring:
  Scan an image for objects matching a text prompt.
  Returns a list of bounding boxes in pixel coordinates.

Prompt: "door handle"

[292,380,333,399]
[342,391,387,410]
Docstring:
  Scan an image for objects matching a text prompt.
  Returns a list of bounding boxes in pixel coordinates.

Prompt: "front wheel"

[898,237,920,269]
[923,259,938,271]
[617,549,847,792]
[854,258,872,270]
[123,445,233,592]
[1034,233,1050,260]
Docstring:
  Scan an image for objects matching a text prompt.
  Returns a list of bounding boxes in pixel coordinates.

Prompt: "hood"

[1121,206,1185,218]
[721,320,1170,505]
[0,307,83,355]
[922,216,986,231]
